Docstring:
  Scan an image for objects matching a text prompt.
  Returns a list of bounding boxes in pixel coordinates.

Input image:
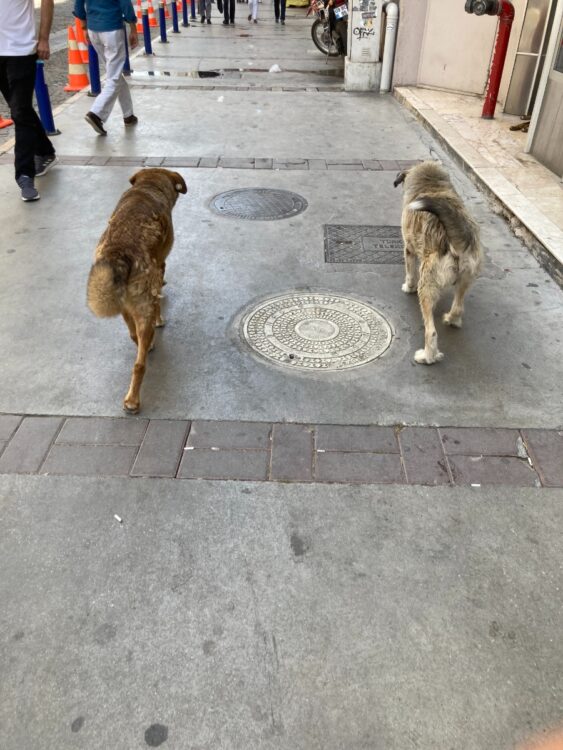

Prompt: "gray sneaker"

[16,175,40,202]
[34,153,58,177]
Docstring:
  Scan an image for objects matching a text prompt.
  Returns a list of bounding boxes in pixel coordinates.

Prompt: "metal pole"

[34,61,60,135]
[159,1,168,42]
[171,0,180,32]
[482,0,515,119]
[123,25,132,75]
[142,6,154,54]
[182,0,190,26]
[87,42,102,96]
[380,2,398,92]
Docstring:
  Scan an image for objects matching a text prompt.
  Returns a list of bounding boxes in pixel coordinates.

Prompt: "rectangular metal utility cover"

[324,225,403,264]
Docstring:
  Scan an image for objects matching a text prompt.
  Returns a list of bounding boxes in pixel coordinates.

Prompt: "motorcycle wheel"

[311,18,340,57]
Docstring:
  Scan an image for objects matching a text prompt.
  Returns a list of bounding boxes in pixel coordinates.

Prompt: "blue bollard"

[142,8,154,54]
[88,42,102,96]
[123,25,132,75]
[158,2,168,42]
[190,0,196,20]
[34,61,60,135]
[171,1,180,32]
[182,0,190,26]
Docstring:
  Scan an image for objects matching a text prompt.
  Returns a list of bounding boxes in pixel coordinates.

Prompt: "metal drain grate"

[324,225,404,264]
[211,188,308,221]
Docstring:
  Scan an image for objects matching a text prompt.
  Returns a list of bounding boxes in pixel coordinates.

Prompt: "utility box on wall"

[345,0,382,91]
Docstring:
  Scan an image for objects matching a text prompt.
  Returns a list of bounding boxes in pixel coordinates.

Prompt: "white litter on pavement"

[114,514,123,523]
[269,64,282,73]
[217,96,224,102]
[471,484,481,488]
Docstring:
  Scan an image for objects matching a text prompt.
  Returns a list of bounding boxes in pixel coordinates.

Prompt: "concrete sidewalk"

[1,9,562,750]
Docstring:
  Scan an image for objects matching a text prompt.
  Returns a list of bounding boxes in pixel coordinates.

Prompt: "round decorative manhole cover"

[241,292,393,370]
[210,188,308,220]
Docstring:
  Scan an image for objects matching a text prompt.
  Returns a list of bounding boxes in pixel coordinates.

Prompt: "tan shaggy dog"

[87,168,187,413]
[394,161,483,364]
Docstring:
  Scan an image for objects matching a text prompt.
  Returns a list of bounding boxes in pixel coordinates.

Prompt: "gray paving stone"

[0,414,22,441]
[255,158,273,169]
[379,160,400,170]
[0,441,6,458]
[107,157,144,166]
[399,427,451,485]
[440,427,522,456]
[307,159,327,170]
[271,424,313,481]
[144,157,165,167]
[448,456,539,486]
[163,157,200,167]
[362,159,383,170]
[131,420,190,477]
[60,156,89,165]
[42,445,138,477]
[326,160,363,166]
[0,417,62,473]
[178,448,268,480]
[86,156,110,166]
[326,163,361,170]
[198,157,219,168]
[273,159,308,170]
[316,452,404,483]
[522,429,563,487]
[56,417,148,445]
[397,159,422,169]
[316,425,398,453]
[219,158,255,169]
[187,420,271,450]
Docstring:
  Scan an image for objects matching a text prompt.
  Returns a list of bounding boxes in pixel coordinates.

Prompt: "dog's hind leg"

[415,281,444,365]
[123,316,155,413]
[443,276,472,328]
[122,310,138,345]
[402,244,418,294]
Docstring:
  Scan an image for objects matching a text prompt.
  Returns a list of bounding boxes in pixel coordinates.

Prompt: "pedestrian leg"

[88,30,131,123]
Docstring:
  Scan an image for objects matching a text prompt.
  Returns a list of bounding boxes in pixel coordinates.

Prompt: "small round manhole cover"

[211,188,308,220]
[241,292,393,370]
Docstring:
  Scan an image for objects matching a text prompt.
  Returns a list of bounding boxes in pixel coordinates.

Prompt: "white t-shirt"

[0,0,37,56]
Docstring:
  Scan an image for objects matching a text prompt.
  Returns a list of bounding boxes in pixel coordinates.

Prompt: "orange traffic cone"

[64,25,90,92]
[164,1,171,19]
[176,0,182,9]
[0,115,13,129]
[75,19,89,65]
[147,0,158,27]
[136,0,144,32]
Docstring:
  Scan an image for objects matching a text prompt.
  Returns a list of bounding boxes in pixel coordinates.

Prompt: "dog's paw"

[123,398,140,414]
[414,348,444,365]
[402,282,417,294]
[443,313,463,328]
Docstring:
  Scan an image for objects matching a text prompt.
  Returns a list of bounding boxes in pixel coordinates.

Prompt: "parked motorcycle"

[309,0,347,57]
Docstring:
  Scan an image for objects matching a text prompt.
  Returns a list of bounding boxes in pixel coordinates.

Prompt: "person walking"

[274,0,286,24]
[199,0,212,23]
[247,0,258,23]
[73,0,139,136]
[0,0,58,202]
[222,0,235,25]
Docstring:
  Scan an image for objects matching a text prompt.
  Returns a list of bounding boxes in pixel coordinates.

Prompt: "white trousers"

[87,28,133,122]
[248,0,259,19]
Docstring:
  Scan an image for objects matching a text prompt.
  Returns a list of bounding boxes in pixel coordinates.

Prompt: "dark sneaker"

[253,18,257,22]
[275,17,279,22]
[34,153,58,177]
[222,19,229,24]
[248,13,251,19]
[281,18,285,23]
[17,175,40,202]
[200,15,205,22]
[207,18,211,23]
[123,114,138,126]
[85,111,107,135]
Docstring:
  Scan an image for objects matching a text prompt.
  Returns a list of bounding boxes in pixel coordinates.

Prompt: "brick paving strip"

[0,154,421,172]
[0,414,562,487]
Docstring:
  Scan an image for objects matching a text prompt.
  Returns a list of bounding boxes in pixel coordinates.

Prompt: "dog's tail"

[408,197,479,255]
[87,258,130,318]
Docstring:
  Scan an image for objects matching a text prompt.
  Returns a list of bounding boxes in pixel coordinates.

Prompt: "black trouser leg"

[0,55,54,180]
[224,0,235,22]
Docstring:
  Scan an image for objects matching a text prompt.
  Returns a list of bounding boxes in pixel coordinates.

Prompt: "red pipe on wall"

[482,0,515,119]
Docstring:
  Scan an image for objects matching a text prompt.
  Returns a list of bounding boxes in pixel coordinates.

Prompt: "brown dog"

[87,168,187,413]
[394,161,482,364]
